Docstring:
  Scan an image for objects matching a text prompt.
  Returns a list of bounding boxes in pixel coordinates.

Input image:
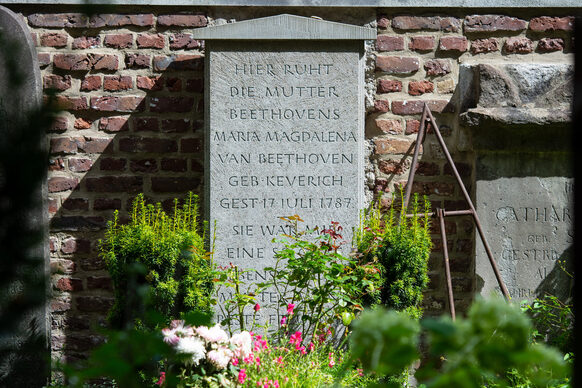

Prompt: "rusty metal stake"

[401,103,510,318]
[437,208,456,320]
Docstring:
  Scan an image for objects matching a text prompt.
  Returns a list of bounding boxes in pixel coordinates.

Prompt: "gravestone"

[460,63,574,302]
[0,5,48,386]
[193,15,374,326]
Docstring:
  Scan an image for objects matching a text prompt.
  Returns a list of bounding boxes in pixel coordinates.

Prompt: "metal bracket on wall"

[402,103,510,320]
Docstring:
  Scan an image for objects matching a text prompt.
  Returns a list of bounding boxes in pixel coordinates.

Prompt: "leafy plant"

[100,193,213,329]
[266,215,381,343]
[350,297,570,388]
[522,294,574,354]
[355,191,432,319]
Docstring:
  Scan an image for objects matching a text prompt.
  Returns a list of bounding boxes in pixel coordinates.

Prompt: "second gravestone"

[193,15,374,326]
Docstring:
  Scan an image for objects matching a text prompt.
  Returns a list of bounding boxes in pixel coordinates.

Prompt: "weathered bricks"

[28,13,154,28]
[439,36,468,52]
[169,34,202,50]
[40,32,68,47]
[529,16,574,32]
[374,137,414,154]
[392,16,461,32]
[471,38,499,54]
[464,15,526,32]
[504,37,534,54]
[537,38,565,52]
[136,33,165,49]
[376,56,420,74]
[104,34,133,49]
[153,55,204,71]
[103,76,132,92]
[377,79,402,93]
[125,53,151,69]
[53,54,118,71]
[376,35,405,52]
[392,100,453,115]
[157,14,207,27]
[408,80,434,96]
[409,36,435,51]
[90,96,144,112]
[424,59,451,76]
[375,119,403,134]
[44,74,71,91]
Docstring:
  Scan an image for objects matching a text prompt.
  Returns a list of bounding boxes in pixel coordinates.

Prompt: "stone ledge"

[460,107,571,127]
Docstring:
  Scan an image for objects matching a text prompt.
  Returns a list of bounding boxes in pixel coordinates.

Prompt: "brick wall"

[10,6,575,365]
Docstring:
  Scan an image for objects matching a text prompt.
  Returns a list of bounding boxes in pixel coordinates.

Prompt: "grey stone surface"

[1,0,580,7]
[0,5,48,386]
[192,14,375,40]
[475,176,574,302]
[205,36,365,325]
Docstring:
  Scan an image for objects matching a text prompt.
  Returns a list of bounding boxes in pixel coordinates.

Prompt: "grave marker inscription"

[194,15,374,324]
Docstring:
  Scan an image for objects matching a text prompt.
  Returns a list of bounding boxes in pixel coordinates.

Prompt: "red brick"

[100,158,126,171]
[104,34,133,48]
[439,36,468,52]
[90,54,119,71]
[76,296,114,313]
[149,97,194,113]
[374,137,414,155]
[134,117,159,132]
[161,119,190,133]
[79,137,113,153]
[55,277,83,292]
[51,259,76,274]
[94,198,122,211]
[87,276,113,290]
[378,159,409,175]
[409,36,435,51]
[537,38,565,52]
[48,177,79,193]
[439,17,462,32]
[104,76,132,91]
[125,53,151,69]
[53,96,88,111]
[529,16,574,32]
[186,78,203,93]
[504,37,534,54]
[74,118,92,129]
[68,158,93,172]
[471,38,499,54]
[50,137,84,154]
[375,119,403,134]
[376,56,419,74]
[40,32,68,47]
[158,14,207,27]
[44,74,71,91]
[378,80,402,94]
[92,14,155,27]
[153,55,203,71]
[136,33,164,49]
[119,137,178,153]
[165,78,182,92]
[99,116,128,132]
[464,15,526,32]
[169,33,202,50]
[49,158,65,171]
[392,16,440,30]
[151,177,201,193]
[374,100,390,113]
[38,53,50,67]
[50,117,68,132]
[444,161,472,177]
[180,138,202,153]
[376,35,404,52]
[85,176,143,193]
[90,96,144,112]
[28,13,154,28]
[48,197,58,214]
[81,75,102,91]
[412,181,455,196]
[49,237,58,253]
[137,75,162,91]
[51,216,105,231]
[408,80,434,96]
[377,15,389,29]
[54,54,91,70]
[72,36,100,49]
[405,119,434,135]
[392,100,453,115]
[161,158,187,172]
[28,13,87,27]
[61,198,89,211]
[130,159,158,173]
[416,161,440,175]
[424,59,452,76]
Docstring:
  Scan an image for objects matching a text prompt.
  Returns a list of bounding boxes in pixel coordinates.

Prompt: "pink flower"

[276,356,283,364]
[287,303,295,315]
[232,357,239,366]
[273,380,280,388]
[308,342,315,352]
[289,331,302,346]
[156,372,165,386]
[238,369,247,384]
[280,316,287,326]
[357,368,364,377]
[329,358,335,368]
[254,303,261,312]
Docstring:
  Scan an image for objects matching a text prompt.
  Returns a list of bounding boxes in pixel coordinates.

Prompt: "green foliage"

[350,298,570,388]
[266,215,381,343]
[355,192,432,319]
[100,193,213,329]
[522,294,574,354]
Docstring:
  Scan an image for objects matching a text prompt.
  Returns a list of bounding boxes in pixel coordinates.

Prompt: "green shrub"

[355,192,432,319]
[99,193,213,329]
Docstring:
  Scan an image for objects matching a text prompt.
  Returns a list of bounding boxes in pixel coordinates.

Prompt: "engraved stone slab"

[201,17,368,326]
[475,176,574,302]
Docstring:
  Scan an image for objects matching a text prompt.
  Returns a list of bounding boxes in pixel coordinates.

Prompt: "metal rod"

[403,106,429,209]
[438,208,456,320]
[424,105,510,300]
[404,209,474,218]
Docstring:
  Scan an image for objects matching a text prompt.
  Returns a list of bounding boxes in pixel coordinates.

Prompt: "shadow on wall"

[43,34,205,368]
